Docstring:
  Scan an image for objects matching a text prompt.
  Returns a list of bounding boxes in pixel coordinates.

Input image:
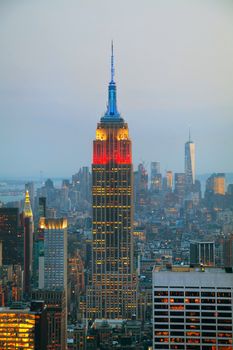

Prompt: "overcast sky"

[0,0,233,178]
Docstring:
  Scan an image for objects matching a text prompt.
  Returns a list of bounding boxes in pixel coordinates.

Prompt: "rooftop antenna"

[111,40,114,83]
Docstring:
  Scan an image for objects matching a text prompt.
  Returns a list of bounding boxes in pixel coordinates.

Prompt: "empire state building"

[87,44,136,320]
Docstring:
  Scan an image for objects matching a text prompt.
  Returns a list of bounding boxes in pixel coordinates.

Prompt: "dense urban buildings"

[0,45,232,350]
[87,44,136,320]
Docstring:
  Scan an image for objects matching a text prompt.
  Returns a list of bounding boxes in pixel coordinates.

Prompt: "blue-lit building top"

[101,42,123,123]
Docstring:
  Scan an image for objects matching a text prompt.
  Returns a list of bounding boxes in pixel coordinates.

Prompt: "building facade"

[87,44,136,320]
[0,301,47,350]
[32,289,66,350]
[190,241,215,267]
[206,173,226,196]
[153,266,233,350]
[39,217,67,290]
[0,208,22,265]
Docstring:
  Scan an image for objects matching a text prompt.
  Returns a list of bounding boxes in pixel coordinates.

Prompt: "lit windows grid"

[88,119,136,320]
[0,313,36,349]
[153,286,233,349]
[44,228,66,289]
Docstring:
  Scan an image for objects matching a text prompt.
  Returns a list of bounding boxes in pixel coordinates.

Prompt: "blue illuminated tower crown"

[101,42,123,122]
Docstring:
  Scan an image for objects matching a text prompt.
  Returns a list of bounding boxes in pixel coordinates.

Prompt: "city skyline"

[0,1,233,177]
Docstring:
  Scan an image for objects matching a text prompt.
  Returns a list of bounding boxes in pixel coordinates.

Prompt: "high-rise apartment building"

[87,44,136,319]
[185,133,195,192]
[0,301,47,350]
[153,266,233,350]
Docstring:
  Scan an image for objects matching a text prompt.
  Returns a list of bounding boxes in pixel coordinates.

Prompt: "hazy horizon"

[1,0,233,177]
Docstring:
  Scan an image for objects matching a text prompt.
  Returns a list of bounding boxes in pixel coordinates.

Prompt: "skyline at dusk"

[1,0,233,177]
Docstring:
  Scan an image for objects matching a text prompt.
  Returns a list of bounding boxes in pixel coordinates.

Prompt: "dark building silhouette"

[190,241,215,267]
[38,197,46,218]
[0,208,22,265]
[31,289,66,350]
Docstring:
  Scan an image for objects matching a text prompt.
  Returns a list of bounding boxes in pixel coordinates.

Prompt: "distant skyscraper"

[151,162,160,177]
[38,197,46,218]
[185,132,195,192]
[166,170,173,191]
[39,217,67,290]
[206,173,226,195]
[37,217,68,349]
[151,162,161,192]
[23,190,34,298]
[0,208,22,265]
[25,181,35,212]
[174,173,185,204]
[87,43,136,319]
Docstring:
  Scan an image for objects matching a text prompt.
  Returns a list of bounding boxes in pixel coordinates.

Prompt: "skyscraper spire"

[111,40,114,83]
[189,127,191,142]
[23,190,33,218]
[102,41,121,120]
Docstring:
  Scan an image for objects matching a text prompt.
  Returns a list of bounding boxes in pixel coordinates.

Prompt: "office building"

[185,133,195,192]
[151,162,160,176]
[32,289,66,350]
[224,234,233,269]
[39,217,67,289]
[0,208,22,265]
[134,163,148,207]
[32,227,44,289]
[25,182,35,212]
[38,196,46,218]
[166,171,173,191]
[151,173,162,193]
[0,301,47,350]
[206,173,226,196]
[190,241,215,267]
[174,173,185,204]
[151,162,161,191]
[0,240,2,266]
[153,266,233,350]
[87,44,136,319]
[23,190,34,298]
